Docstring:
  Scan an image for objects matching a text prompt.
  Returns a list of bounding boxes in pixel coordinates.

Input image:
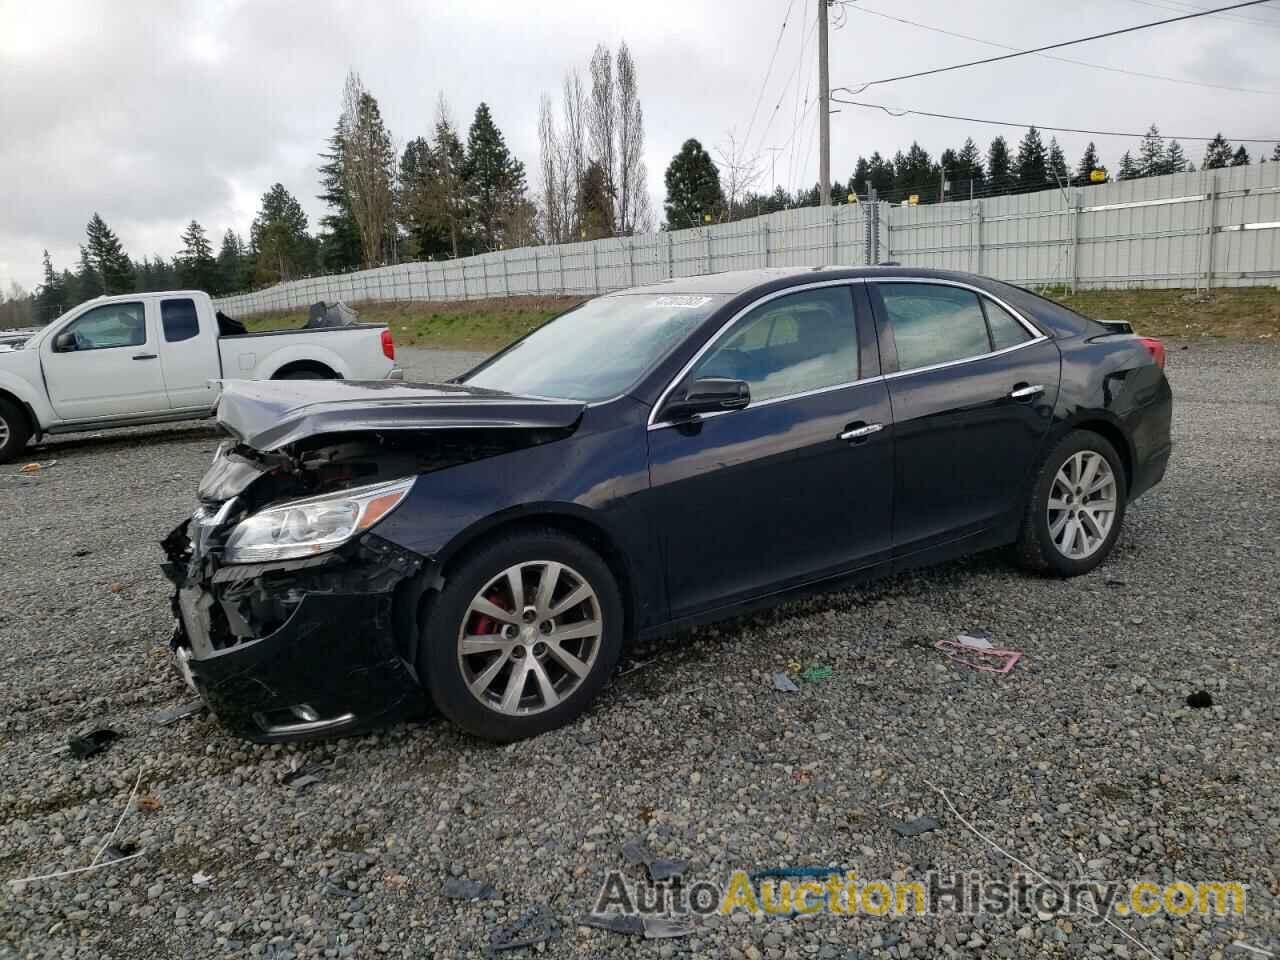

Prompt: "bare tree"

[339,71,395,267]
[715,129,763,222]
[537,94,564,244]
[616,42,648,235]
[560,70,588,240]
[587,45,617,229]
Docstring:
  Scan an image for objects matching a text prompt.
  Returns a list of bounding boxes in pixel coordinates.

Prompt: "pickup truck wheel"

[278,369,332,380]
[420,529,623,742]
[0,398,31,464]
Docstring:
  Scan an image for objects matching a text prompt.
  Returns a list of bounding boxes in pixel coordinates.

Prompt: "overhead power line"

[752,18,818,158]
[743,0,799,150]
[833,0,1278,93]
[844,4,1280,95]
[829,96,1280,143]
[1125,0,1280,28]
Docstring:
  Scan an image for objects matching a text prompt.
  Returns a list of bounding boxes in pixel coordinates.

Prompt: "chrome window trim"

[647,278,867,430]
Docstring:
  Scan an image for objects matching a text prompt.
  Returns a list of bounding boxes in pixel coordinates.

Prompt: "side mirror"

[54,332,77,352]
[661,377,750,422]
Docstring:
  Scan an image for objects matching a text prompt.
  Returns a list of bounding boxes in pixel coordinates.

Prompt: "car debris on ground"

[486,905,559,955]
[934,637,1023,674]
[771,671,800,692]
[441,876,498,901]
[891,815,941,837]
[621,839,688,882]
[66,728,120,759]
[150,699,206,726]
[582,912,694,938]
[1186,690,1215,708]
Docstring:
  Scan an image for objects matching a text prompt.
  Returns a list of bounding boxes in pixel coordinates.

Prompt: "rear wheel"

[278,368,333,380]
[1015,430,1127,576]
[0,397,31,465]
[420,529,623,742]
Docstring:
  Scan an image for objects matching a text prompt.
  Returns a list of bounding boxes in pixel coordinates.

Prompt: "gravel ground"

[1,341,1276,960]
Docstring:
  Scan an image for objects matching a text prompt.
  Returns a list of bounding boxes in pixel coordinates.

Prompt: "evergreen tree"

[1203,134,1233,169]
[463,103,530,251]
[426,104,471,258]
[340,76,397,266]
[36,250,64,322]
[85,213,134,293]
[1273,145,1280,162]
[1075,142,1102,186]
[316,121,363,271]
[398,137,448,259]
[955,138,986,191]
[1117,151,1140,180]
[866,152,895,195]
[987,137,1012,195]
[1014,127,1048,190]
[851,157,871,195]
[578,161,614,239]
[217,230,247,293]
[59,269,79,308]
[177,220,219,293]
[1047,137,1069,185]
[1231,145,1250,166]
[894,142,937,202]
[1165,141,1189,174]
[663,138,723,228]
[76,245,103,299]
[250,183,313,283]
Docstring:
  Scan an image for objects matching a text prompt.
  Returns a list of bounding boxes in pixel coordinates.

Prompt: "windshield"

[462,293,728,401]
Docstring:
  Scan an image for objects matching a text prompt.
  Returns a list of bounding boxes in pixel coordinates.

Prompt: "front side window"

[162,298,199,342]
[876,284,991,371]
[688,287,858,403]
[60,302,146,351]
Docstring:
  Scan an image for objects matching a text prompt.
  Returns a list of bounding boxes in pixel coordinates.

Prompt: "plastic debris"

[19,460,55,473]
[892,816,940,837]
[582,913,694,939]
[192,871,213,887]
[487,905,559,956]
[67,728,121,759]
[1186,690,1214,709]
[955,630,994,650]
[772,672,800,693]
[621,840,687,882]
[283,762,325,790]
[136,794,162,813]
[751,866,849,881]
[151,699,206,726]
[799,665,834,682]
[442,876,498,900]
[934,639,1022,674]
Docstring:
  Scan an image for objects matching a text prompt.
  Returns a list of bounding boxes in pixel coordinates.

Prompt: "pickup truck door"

[41,300,170,420]
[157,296,221,411]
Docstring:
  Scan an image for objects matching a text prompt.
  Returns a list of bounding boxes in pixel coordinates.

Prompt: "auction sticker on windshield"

[651,295,714,309]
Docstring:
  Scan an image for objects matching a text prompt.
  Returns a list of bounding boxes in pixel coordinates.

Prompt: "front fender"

[0,365,55,431]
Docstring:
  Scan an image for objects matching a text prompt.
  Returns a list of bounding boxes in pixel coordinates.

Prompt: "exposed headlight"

[222,477,415,564]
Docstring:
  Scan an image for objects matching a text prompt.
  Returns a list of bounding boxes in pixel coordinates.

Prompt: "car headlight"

[222,477,416,564]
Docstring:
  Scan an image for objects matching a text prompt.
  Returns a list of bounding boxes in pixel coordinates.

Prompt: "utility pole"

[818,0,831,206]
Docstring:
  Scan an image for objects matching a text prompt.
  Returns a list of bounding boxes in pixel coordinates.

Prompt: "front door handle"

[132,353,158,360]
[839,422,884,442]
[1009,383,1044,400]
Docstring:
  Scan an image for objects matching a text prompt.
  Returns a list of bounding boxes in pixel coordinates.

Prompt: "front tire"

[0,397,32,465]
[1015,430,1127,576]
[420,529,623,742]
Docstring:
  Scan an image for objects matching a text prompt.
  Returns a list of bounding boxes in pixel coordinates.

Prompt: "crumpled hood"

[216,379,587,451]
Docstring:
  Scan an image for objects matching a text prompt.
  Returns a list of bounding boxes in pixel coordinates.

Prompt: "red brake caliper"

[469,588,506,638]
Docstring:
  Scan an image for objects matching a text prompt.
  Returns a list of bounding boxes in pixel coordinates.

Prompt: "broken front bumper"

[163,523,429,742]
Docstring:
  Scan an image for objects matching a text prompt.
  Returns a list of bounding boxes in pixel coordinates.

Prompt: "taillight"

[1139,336,1165,369]
[381,328,395,361]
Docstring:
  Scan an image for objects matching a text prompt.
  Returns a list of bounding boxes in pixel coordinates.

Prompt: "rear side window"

[162,298,199,343]
[982,299,1033,350]
[876,284,990,370]
[690,287,858,403]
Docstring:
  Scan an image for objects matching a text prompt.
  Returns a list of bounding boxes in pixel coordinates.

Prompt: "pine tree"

[987,137,1012,195]
[177,220,219,293]
[955,138,986,192]
[76,245,103,299]
[1047,137,1069,186]
[663,138,723,228]
[1075,142,1102,186]
[1165,141,1188,174]
[217,230,247,293]
[1014,127,1048,191]
[866,152,895,195]
[1136,125,1167,178]
[36,250,64,322]
[1231,145,1250,166]
[398,137,446,259]
[339,75,396,266]
[426,103,471,258]
[851,157,871,196]
[892,142,936,202]
[1203,134,1233,169]
[85,213,134,294]
[1273,145,1280,162]
[578,161,614,239]
[463,103,531,251]
[1117,151,1140,180]
[59,269,80,308]
[250,183,313,283]
[317,121,363,271]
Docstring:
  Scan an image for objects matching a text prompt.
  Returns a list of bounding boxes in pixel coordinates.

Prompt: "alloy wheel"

[1046,450,1117,560]
[0,415,9,450]
[457,561,603,716]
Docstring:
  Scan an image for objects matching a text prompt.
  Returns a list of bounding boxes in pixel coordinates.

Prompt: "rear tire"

[1015,429,1127,577]
[420,529,623,742]
[0,397,31,465]
[278,368,333,380]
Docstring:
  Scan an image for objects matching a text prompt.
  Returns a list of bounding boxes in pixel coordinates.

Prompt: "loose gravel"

[1,342,1276,960]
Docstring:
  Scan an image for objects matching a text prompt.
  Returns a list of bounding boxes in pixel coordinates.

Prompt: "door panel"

[158,297,221,410]
[868,281,1061,553]
[648,381,894,618]
[42,301,169,420]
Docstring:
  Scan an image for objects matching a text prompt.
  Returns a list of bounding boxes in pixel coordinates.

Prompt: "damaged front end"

[161,380,583,742]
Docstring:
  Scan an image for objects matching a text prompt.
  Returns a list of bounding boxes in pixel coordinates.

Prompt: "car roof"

[609,265,1004,296]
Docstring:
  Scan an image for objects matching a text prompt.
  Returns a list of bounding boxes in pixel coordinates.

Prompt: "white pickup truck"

[0,290,402,462]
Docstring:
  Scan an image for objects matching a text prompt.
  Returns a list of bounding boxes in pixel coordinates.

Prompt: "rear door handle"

[132,353,158,360]
[1009,383,1043,400]
[839,422,884,442]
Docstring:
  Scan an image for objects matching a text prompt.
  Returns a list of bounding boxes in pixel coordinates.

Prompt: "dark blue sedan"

[163,266,1172,742]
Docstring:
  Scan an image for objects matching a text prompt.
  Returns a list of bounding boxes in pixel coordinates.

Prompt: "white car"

[0,291,402,462]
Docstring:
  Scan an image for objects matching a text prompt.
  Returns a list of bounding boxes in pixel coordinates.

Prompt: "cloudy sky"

[2,0,1278,291]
